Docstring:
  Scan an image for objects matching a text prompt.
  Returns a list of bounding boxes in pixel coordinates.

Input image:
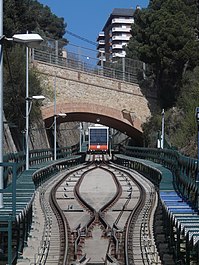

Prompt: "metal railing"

[32,38,144,84]
[121,146,199,211]
[3,143,79,187]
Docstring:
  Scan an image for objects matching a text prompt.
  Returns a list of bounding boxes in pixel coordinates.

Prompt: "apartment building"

[97,8,134,63]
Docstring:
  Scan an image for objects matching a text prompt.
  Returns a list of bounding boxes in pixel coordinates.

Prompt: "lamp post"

[161,109,165,149]
[0,0,3,208]
[25,95,45,170]
[25,44,29,170]
[157,130,161,148]
[23,33,43,170]
[196,107,199,162]
[196,107,199,182]
[9,33,43,171]
[54,74,57,160]
[0,30,43,207]
[54,114,57,161]
[195,107,199,212]
[79,122,82,152]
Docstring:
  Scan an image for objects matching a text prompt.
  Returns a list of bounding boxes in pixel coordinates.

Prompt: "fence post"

[55,40,58,65]
[122,57,125,81]
[100,51,104,76]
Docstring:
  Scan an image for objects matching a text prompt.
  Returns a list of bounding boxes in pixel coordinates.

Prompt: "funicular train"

[88,124,109,153]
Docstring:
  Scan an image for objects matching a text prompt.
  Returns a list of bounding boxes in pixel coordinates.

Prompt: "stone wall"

[3,60,157,155]
[3,113,17,154]
[35,61,154,124]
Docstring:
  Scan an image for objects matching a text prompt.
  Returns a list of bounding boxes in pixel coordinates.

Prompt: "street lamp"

[161,109,165,149]
[12,33,43,48]
[79,122,82,152]
[0,30,43,207]
[0,0,3,208]
[195,107,199,212]
[24,34,43,171]
[26,95,45,170]
[195,108,199,188]
[157,130,161,148]
[196,107,199,161]
[108,127,113,158]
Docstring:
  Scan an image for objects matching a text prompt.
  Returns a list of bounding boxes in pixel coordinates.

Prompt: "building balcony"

[98,31,105,37]
[98,47,105,53]
[97,40,105,49]
[98,40,105,45]
[112,51,126,58]
[112,35,131,41]
[112,43,124,49]
[112,27,131,33]
[112,18,134,24]
[97,32,105,41]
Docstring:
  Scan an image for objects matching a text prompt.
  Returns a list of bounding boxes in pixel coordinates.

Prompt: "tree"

[4,45,43,132]
[3,0,66,40]
[3,0,68,151]
[126,0,199,109]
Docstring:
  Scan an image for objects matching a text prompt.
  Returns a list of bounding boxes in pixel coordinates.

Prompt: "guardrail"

[3,143,79,187]
[32,45,143,84]
[0,144,82,265]
[121,146,199,211]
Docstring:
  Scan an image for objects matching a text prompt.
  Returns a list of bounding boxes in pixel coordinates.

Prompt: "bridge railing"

[32,39,144,84]
[121,146,199,210]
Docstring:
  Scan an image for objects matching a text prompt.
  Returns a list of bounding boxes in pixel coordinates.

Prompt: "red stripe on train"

[89,145,108,150]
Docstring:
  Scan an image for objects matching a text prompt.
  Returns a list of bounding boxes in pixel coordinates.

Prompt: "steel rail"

[40,155,158,265]
[49,163,93,264]
[115,165,158,265]
[72,159,124,262]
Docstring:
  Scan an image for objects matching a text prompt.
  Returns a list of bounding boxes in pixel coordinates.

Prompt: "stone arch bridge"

[33,60,154,145]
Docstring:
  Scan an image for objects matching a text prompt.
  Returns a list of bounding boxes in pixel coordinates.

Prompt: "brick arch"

[42,102,143,145]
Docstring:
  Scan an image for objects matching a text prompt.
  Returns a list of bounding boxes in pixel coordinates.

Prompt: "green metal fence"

[121,146,199,211]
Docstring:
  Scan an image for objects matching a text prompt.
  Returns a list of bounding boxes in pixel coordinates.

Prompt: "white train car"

[88,125,109,153]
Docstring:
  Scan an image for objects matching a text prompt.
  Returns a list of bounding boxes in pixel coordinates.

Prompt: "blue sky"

[39,0,149,49]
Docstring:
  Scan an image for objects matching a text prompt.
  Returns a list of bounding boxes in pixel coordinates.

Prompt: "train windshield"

[90,128,107,144]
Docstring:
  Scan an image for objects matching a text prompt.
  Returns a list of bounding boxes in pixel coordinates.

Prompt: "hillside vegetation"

[126,0,199,157]
[3,0,67,151]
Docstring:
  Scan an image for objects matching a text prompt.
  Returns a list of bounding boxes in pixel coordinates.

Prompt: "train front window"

[90,129,107,144]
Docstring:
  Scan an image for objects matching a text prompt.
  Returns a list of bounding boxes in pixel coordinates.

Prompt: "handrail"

[3,143,79,187]
[121,146,199,211]
[33,47,142,84]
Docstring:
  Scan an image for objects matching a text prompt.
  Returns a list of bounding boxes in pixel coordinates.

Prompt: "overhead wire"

[65,30,97,46]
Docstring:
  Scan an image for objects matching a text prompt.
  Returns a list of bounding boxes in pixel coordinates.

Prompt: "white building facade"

[97,8,134,63]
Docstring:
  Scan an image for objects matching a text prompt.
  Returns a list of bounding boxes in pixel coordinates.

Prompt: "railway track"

[21,155,161,265]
